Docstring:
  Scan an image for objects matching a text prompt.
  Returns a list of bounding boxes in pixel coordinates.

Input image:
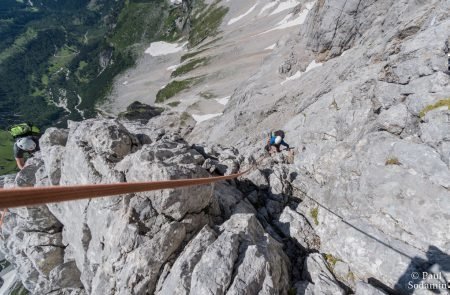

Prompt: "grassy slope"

[0,131,17,175]
[188,1,229,47]
[419,98,450,117]
[171,57,209,77]
[155,0,229,103]
[156,77,201,103]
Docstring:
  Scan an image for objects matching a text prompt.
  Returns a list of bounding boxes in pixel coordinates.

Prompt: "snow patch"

[259,1,278,16]
[170,0,182,4]
[122,81,129,85]
[340,49,349,57]
[0,270,18,294]
[215,96,231,105]
[145,41,186,56]
[258,1,314,35]
[280,59,322,85]
[228,2,259,25]
[305,1,316,10]
[305,60,322,72]
[167,64,180,72]
[192,113,223,123]
[270,0,300,16]
[281,71,302,85]
[265,43,277,50]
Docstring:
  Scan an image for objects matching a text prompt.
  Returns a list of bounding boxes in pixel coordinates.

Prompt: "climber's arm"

[281,140,290,149]
[16,157,25,170]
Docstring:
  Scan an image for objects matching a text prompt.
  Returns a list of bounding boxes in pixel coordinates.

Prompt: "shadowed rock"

[118,101,164,123]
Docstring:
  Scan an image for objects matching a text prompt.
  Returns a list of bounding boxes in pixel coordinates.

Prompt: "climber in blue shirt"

[265,130,290,154]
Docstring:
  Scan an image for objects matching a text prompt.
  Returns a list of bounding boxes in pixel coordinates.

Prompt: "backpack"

[8,123,40,139]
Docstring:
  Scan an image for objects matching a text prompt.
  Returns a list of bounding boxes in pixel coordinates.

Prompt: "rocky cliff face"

[0,117,354,294]
[1,0,450,294]
[191,0,450,293]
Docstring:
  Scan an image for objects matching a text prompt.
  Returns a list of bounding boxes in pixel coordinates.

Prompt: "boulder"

[190,214,290,295]
[0,190,68,294]
[156,226,217,295]
[420,109,450,167]
[39,127,69,185]
[47,261,84,290]
[211,181,245,219]
[275,206,320,251]
[14,156,45,187]
[375,104,408,135]
[298,253,345,295]
[118,101,164,123]
[39,128,69,147]
[117,137,212,220]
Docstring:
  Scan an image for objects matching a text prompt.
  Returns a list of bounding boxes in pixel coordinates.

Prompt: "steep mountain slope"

[0,0,449,294]
[0,0,181,175]
[109,0,450,291]
[102,0,313,117]
[189,0,450,292]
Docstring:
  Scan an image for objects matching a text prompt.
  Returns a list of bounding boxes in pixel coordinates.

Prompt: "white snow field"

[192,113,223,123]
[145,41,186,57]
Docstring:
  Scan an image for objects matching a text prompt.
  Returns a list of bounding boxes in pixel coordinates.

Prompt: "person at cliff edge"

[14,137,40,170]
[8,123,41,170]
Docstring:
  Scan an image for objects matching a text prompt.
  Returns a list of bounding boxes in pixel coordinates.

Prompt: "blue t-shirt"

[270,136,289,148]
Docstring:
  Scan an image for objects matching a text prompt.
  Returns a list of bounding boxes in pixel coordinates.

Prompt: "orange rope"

[0,156,267,209]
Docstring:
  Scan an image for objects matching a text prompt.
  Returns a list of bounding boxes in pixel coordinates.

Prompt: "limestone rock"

[156,226,217,295]
[0,174,16,188]
[211,181,246,219]
[0,197,67,293]
[375,104,408,135]
[300,253,345,295]
[244,169,269,189]
[39,127,69,147]
[111,222,186,294]
[14,156,45,187]
[117,137,212,220]
[354,281,388,295]
[39,127,69,185]
[190,214,290,295]
[420,109,450,167]
[3,0,450,293]
[48,261,84,290]
[118,101,163,123]
[275,206,320,251]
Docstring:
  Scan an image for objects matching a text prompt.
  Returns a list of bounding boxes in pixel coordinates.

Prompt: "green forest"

[0,0,183,175]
